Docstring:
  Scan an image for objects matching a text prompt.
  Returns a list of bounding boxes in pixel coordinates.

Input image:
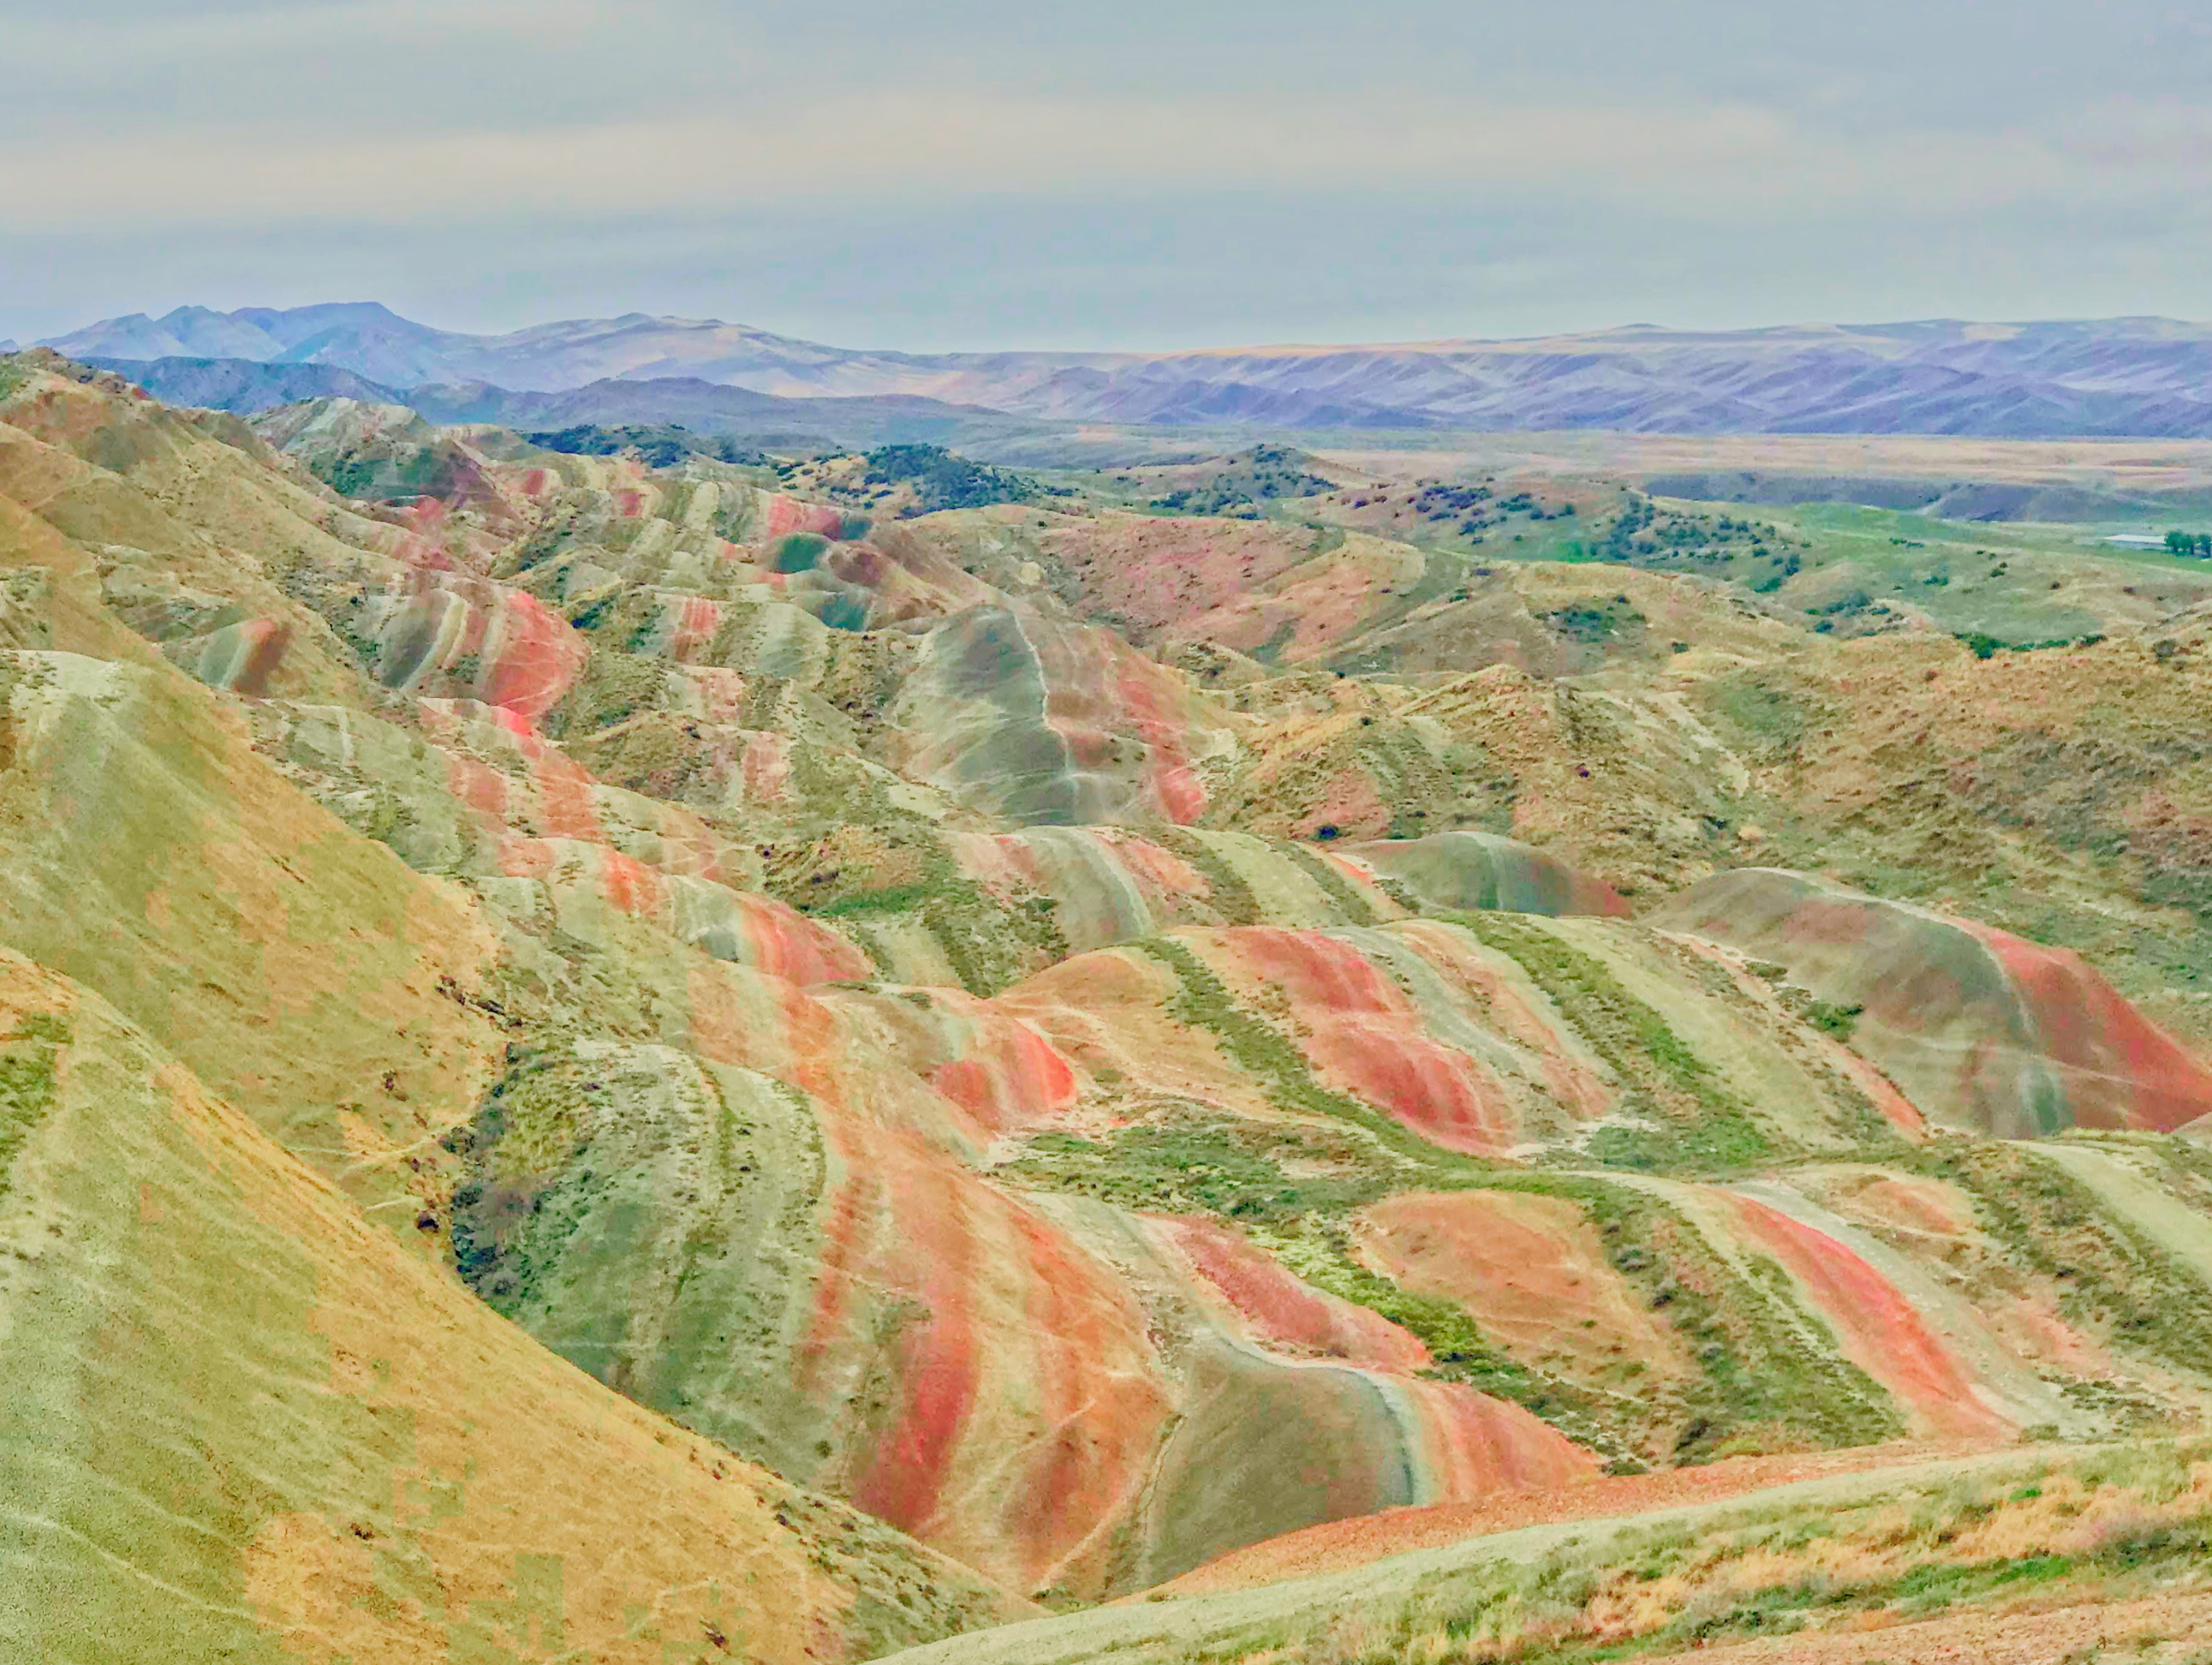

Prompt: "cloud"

[12,90,2193,236]
[9,0,618,44]
[4,0,2207,344]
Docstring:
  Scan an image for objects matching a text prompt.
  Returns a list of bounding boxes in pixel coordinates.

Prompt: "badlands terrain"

[4,346,2212,1661]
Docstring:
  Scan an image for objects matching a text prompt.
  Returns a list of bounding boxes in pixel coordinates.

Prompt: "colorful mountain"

[5,348,2212,1658]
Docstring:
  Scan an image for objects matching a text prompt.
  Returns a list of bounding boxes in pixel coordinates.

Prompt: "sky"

[4,0,2209,349]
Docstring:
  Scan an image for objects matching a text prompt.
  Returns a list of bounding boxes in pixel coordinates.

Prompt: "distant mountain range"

[39,303,2212,436]
[81,356,405,410]
[81,357,1063,456]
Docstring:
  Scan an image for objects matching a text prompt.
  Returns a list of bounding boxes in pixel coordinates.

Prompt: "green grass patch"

[1449,914,1778,1175]
[541,648,671,738]
[1956,629,2106,660]
[1280,841,1385,925]
[780,836,1068,996]
[1005,1116,1388,1222]
[1700,672,1813,757]
[1148,446,1334,517]
[1120,1446,2212,1664]
[1479,1172,1899,1459]
[772,532,828,573]
[313,446,457,504]
[1541,599,1645,644]
[1925,1141,2212,1384]
[813,883,945,920]
[1134,934,1488,1167]
[1256,1220,1623,1454]
[863,443,1040,513]
[0,1012,67,1203]
[1804,999,1863,1040]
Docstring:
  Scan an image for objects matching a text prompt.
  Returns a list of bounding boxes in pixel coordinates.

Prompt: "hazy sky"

[5,0,2209,348]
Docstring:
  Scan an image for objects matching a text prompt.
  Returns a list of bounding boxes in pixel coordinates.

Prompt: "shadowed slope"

[1344,831,1630,917]
[0,952,1018,1664]
[0,650,504,1228]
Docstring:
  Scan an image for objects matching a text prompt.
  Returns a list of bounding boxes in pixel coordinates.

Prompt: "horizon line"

[27,303,2212,361]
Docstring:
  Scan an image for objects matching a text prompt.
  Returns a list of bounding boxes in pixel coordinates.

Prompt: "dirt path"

[877,1446,2055,1665]
[1153,1440,1980,1597]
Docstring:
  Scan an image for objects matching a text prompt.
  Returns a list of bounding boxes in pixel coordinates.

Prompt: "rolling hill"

[5,345,2212,1659]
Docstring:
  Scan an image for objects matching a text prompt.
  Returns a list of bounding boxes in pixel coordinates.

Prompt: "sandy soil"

[1354,1190,1688,1382]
